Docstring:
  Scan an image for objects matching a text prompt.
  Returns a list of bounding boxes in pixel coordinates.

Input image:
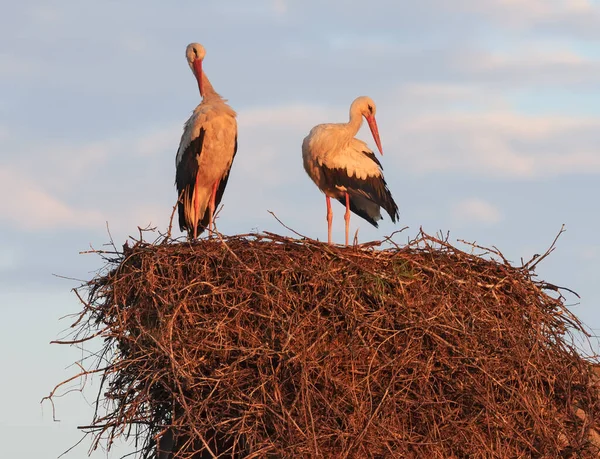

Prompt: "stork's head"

[352,96,383,155]
[186,43,206,96]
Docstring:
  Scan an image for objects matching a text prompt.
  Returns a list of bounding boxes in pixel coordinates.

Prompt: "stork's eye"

[193,48,198,57]
[367,105,373,113]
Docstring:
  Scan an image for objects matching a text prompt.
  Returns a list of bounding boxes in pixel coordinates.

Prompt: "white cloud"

[106,203,175,236]
[0,167,104,231]
[580,245,600,261]
[387,111,600,178]
[470,49,587,71]
[456,47,600,87]
[392,83,510,111]
[0,53,35,78]
[133,124,181,157]
[328,34,398,55]
[240,104,337,130]
[121,35,149,54]
[27,5,62,25]
[235,104,340,187]
[0,246,18,271]
[0,125,9,141]
[5,124,180,197]
[453,198,503,226]
[448,0,600,30]
[272,0,287,15]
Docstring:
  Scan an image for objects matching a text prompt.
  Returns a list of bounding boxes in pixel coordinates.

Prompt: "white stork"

[302,96,399,245]
[175,43,238,239]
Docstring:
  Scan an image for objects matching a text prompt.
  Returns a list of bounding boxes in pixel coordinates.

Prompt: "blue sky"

[2,1,600,457]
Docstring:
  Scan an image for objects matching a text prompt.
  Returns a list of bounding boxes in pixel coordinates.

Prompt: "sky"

[2,0,600,457]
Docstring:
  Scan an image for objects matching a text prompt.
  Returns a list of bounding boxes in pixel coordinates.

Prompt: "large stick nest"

[55,231,600,458]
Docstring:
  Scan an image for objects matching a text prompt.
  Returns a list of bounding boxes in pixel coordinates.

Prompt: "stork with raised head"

[175,43,238,239]
[302,96,399,245]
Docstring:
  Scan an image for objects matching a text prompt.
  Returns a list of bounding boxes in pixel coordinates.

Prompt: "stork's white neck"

[200,71,220,100]
[346,104,364,137]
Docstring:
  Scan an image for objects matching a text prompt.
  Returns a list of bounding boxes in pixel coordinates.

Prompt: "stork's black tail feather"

[334,174,399,227]
[337,184,399,228]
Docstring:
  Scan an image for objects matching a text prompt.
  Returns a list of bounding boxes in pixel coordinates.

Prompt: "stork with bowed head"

[302,96,399,245]
[175,43,238,239]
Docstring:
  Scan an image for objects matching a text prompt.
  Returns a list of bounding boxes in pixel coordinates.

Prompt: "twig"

[524,224,566,271]
[165,191,184,243]
[267,210,311,240]
[537,281,580,298]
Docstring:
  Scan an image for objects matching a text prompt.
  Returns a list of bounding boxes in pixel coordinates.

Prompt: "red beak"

[193,59,203,96]
[366,115,383,155]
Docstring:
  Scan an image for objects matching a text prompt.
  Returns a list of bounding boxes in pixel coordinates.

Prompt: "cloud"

[27,4,63,25]
[391,83,510,111]
[386,110,600,179]
[0,246,18,271]
[453,198,503,226]
[445,0,600,35]
[240,104,336,130]
[579,245,600,261]
[456,48,600,88]
[0,122,177,235]
[235,104,339,187]
[0,53,35,78]
[272,0,287,15]
[132,124,181,157]
[0,166,104,231]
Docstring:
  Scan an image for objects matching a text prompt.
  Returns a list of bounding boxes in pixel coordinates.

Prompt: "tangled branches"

[48,230,600,458]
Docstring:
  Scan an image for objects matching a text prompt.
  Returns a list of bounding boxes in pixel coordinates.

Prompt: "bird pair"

[175,43,398,245]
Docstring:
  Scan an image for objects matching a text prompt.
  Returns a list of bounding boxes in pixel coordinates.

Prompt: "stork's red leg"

[344,192,351,246]
[326,196,333,245]
[208,180,219,234]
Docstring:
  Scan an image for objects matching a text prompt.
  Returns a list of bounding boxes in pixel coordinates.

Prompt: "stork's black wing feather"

[175,128,206,234]
[361,150,382,169]
[339,196,380,227]
[321,161,399,226]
